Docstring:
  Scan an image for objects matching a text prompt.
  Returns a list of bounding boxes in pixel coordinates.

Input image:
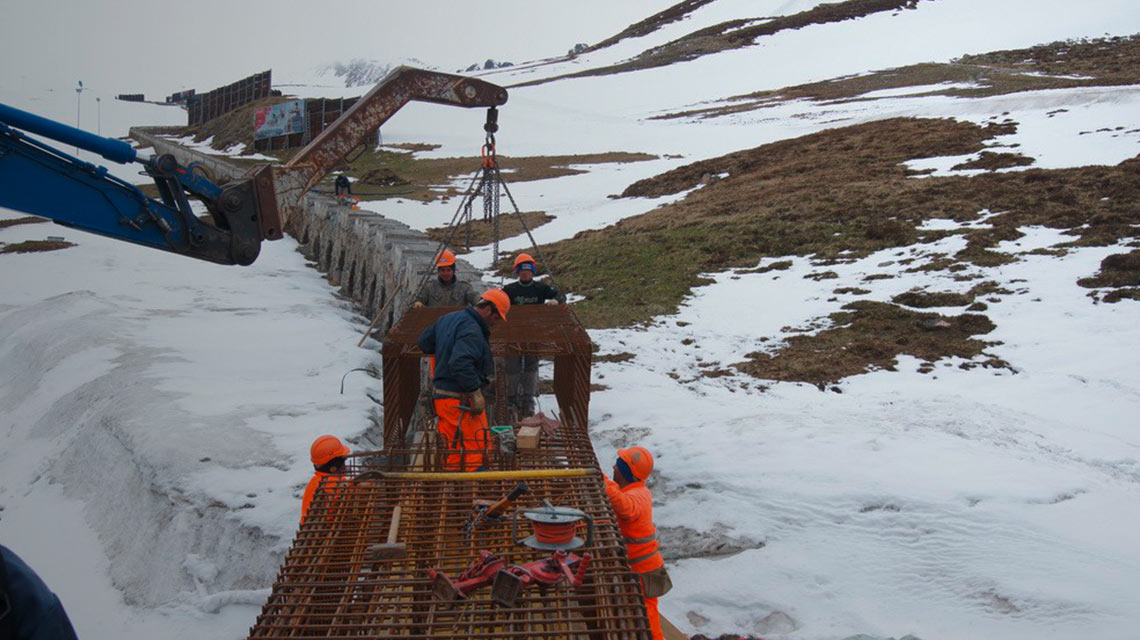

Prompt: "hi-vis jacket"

[301,471,343,522]
[604,477,664,573]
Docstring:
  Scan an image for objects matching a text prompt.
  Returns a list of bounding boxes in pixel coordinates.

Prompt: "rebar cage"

[246,304,655,638]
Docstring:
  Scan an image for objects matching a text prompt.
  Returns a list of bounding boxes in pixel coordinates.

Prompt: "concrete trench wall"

[130,127,480,335]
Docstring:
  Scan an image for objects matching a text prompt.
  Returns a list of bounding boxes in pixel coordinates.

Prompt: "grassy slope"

[544,116,1140,330]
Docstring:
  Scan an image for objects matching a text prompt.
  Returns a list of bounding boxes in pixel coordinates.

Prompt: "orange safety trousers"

[605,478,665,640]
[433,396,489,471]
[644,596,662,640]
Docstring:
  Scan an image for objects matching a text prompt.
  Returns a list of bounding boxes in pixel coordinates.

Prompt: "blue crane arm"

[0,102,268,265]
[0,67,507,266]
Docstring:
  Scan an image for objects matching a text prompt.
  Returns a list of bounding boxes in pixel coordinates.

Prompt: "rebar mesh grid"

[360,421,600,474]
[249,474,652,639]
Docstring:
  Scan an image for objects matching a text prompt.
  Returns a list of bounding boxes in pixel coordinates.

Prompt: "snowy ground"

[3,2,1140,639]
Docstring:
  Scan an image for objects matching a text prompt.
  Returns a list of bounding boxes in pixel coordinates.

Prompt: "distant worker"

[413,249,479,308]
[334,173,352,196]
[417,289,510,470]
[604,446,671,640]
[503,252,565,416]
[301,435,351,522]
[0,544,80,640]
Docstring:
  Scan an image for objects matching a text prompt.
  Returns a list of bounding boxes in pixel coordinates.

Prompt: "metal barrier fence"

[187,70,272,126]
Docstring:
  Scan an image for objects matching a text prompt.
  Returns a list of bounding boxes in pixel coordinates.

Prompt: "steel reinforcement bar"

[249,474,652,639]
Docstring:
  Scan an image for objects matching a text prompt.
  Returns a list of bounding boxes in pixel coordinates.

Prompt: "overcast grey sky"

[1,0,670,99]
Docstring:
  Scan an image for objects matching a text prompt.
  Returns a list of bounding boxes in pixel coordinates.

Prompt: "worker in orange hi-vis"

[417,289,510,471]
[301,435,351,522]
[604,446,672,640]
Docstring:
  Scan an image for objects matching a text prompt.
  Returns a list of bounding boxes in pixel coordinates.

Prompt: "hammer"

[368,505,407,560]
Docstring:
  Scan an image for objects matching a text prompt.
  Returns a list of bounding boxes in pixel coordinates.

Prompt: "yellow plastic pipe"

[354,468,597,482]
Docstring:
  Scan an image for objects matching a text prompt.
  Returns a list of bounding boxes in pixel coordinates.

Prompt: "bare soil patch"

[734,301,1007,387]
[342,150,656,203]
[891,290,972,308]
[382,142,441,153]
[0,216,49,230]
[1,240,76,254]
[594,352,636,363]
[426,211,554,253]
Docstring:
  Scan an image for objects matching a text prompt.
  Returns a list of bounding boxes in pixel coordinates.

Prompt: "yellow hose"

[354,468,596,482]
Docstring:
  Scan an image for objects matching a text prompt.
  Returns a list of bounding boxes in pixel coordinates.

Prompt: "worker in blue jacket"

[0,544,79,640]
[418,289,510,470]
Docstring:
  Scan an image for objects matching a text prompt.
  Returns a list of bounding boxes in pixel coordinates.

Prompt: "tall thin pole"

[75,80,84,154]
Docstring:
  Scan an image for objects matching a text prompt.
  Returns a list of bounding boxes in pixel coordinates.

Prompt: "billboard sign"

[254,100,306,140]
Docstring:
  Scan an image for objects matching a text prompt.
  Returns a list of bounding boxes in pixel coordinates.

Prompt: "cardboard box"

[516,425,541,450]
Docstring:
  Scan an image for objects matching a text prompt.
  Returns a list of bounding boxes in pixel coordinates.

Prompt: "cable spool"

[513,501,595,551]
[531,521,578,546]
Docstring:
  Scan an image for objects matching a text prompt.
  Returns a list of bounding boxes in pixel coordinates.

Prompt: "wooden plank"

[661,613,689,640]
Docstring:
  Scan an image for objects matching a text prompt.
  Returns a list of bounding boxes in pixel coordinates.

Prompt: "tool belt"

[639,565,673,598]
[432,388,466,399]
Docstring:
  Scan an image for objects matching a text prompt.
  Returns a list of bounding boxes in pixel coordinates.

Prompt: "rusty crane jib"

[253,66,509,239]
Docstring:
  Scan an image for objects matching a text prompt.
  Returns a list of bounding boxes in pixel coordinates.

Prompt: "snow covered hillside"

[3,1,1140,639]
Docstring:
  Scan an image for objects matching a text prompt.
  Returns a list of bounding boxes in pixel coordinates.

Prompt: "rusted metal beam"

[284,67,508,193]
[261,67,507,234]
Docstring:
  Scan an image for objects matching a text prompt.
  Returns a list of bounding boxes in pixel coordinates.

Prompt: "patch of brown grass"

[594,352,636,363]
[736,259,793,274]
[0,216,49,230]
[952,151,1035,171]
[426,211,554,253]
[541,117,1140,328]
[1,240,76,254]
[657,35,1140,121]
[957,35,1140,83]
[383,142,441,152]
[1078,250,1140,302]
[734,301,1006,386]
[515,0,922,87]
[892,290,972,308]
[586,0,716,53]
[344,150,657,203]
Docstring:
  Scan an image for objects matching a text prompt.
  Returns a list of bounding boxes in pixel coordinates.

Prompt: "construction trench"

[126,132,664,638]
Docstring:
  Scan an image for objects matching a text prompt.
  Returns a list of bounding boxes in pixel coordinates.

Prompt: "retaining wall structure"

[130,127,477,337]
[187,70,272,126]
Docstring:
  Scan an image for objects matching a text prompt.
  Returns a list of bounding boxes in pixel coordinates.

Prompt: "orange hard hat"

[513,253,535,271]
[311,435,350,466]
[478,288,510,321]
[436,249,457,268]
[617,446,654,481]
